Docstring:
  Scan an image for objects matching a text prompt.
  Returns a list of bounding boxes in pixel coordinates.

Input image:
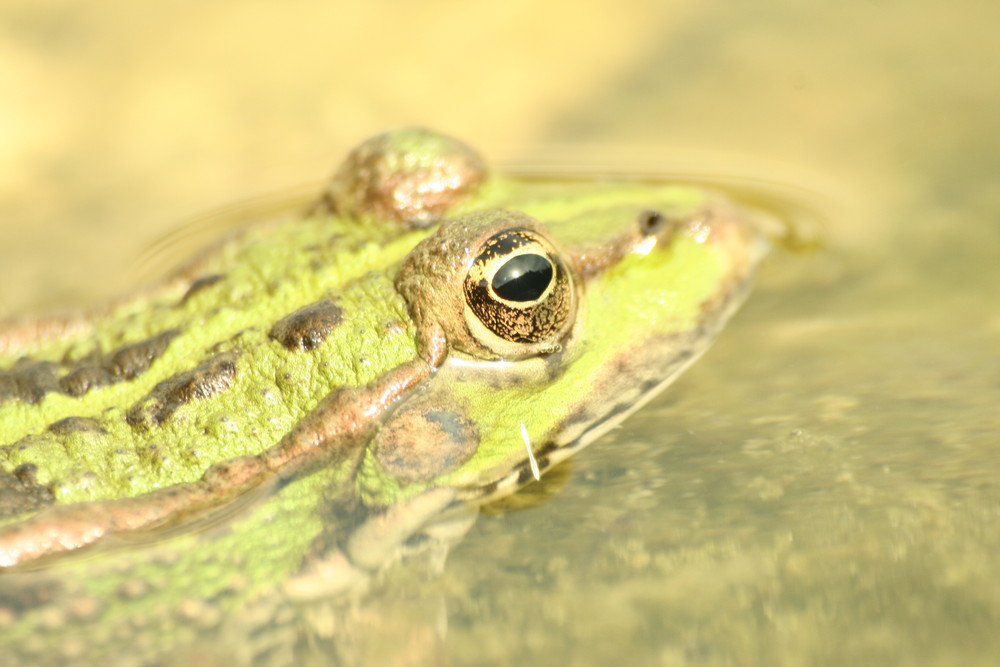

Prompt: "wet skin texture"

[0,128,767,663]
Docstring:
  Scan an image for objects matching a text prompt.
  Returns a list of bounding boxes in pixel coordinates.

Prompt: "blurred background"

[3,0,994,310]
[1,1,998,664]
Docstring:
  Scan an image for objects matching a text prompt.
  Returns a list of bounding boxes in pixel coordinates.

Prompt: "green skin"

[0,129,766,661]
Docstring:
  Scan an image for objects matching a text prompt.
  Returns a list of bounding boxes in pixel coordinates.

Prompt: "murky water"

[1,1,998,665]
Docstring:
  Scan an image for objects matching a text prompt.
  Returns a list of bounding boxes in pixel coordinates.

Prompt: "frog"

[0,128,769,664]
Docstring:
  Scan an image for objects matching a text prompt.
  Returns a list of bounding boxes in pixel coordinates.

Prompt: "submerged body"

[0,129,767,662]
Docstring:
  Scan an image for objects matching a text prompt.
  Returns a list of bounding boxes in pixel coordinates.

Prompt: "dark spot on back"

[0,360,60,404]
[59,365,114,397]
[104,329,180,380]
[0,329,182,405]
[126,353,238,429]
[46,417,108,435]
[178,274,225,306]
[0,465,54,520]
[268,299,344,351]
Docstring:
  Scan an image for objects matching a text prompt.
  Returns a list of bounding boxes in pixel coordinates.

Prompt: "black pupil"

[491,253,553,302]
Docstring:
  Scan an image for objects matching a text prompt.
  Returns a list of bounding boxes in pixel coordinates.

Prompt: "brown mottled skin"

[268,299,345,351]
[0,344,442,567]
[0,329,180,403]
[126,353,239,428]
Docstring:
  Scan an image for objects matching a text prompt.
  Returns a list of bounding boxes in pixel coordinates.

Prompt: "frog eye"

[463,227,575,356]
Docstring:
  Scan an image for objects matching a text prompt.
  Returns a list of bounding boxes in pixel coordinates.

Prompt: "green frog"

[0,128,768,664]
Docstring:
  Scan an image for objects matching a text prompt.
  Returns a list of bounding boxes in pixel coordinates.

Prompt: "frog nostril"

[638,209,666,236]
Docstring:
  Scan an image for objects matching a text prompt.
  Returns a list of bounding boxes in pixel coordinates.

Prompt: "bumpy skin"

[0,129,767,664]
